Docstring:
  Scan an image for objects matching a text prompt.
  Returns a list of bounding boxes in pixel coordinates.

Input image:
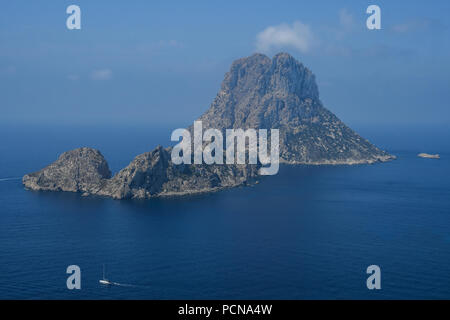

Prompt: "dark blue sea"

[1,124,449,299]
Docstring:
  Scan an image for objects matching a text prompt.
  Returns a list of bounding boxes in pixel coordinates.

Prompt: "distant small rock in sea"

[418,153,440,159]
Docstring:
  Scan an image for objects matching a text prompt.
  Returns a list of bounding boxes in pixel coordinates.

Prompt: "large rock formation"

[197,53,393,164]
[23,147,111,193]
[23,52,394,199]
[23,146,258,199]
[95,146,258,199]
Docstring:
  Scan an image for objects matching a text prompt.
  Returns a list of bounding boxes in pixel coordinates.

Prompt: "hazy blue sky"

[1,0,449,127]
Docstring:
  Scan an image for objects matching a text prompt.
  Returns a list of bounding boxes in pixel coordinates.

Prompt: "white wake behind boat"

[99,264,112,285]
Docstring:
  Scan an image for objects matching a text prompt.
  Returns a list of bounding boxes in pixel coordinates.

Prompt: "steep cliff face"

[23,52,394,199]
[197,52,393,164]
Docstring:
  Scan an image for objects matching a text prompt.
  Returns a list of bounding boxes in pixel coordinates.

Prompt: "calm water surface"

[0,124,449,299]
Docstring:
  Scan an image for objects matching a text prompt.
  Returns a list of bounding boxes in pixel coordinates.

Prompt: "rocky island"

[23,53,395,199]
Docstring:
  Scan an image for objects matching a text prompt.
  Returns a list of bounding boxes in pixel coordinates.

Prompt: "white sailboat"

[99,264,112,285]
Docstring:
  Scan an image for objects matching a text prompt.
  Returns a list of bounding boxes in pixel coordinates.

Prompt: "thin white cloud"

[391,18,443,33]
[256,21,314,53]
[339,8,355,29]
[67,74,80,81]
[91,69,112,80]
[1,65,16,75]
[392,21,425,33]
[392,24,411,33]
[134,40,184,54]
[158,39,183,48]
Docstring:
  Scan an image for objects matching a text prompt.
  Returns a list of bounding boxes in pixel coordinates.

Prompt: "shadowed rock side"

[95,146,259,199]
[23,52,394,199]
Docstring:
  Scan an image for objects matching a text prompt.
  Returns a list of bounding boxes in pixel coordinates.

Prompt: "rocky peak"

[269,52,318,99]
[198,52,393,164]
[221,52,318,100]
[23,147,111,193]
[222,53,271,93]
